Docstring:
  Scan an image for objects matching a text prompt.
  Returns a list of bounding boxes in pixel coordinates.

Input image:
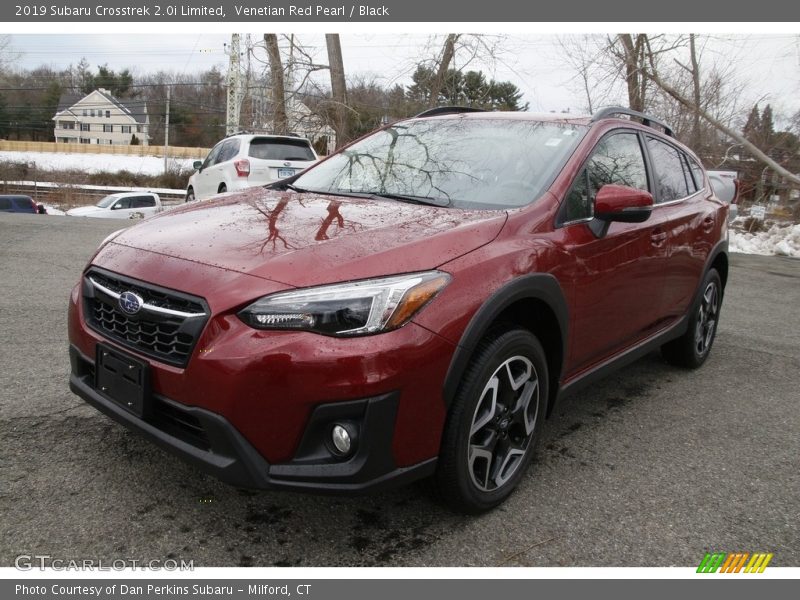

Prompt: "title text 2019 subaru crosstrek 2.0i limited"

[69,107,728,513]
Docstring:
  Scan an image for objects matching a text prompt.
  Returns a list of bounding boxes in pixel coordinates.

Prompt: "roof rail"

[591,106,674,137]
[414,106,487,118]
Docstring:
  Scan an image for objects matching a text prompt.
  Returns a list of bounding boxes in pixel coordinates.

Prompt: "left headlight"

[238,271,451,336]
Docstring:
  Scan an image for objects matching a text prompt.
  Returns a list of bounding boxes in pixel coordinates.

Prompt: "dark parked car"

[0,195,39,214]
[68,107,728,513]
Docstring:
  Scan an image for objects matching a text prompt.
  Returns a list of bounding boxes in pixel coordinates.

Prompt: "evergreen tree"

[406,66,527,111]
[0,93,8,138]
[760,104,774,148]
[743,104,761,143]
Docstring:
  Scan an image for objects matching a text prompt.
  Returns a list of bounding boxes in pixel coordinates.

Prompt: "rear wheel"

[218,183,227,194]
[662,268,722,368]
[435,328,547,514]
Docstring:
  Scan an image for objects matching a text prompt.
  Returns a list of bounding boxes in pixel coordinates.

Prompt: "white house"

[52,88,150,146]
[287,100,337,155]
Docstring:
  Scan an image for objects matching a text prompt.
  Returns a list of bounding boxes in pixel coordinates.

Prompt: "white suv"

[186,134,319,201]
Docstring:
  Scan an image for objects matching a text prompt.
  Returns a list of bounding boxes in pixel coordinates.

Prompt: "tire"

[185,187,195,202]
[435,327,548,514]
[218,184,227,194]
[661,268,722,369]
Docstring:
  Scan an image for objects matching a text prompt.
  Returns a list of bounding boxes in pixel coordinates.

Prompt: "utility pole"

[243,33,252,129]
[226,33,242,135]
[163,86,170,173]
[325,34,348,149]
[287,34,296,133]
[265,34,288,135]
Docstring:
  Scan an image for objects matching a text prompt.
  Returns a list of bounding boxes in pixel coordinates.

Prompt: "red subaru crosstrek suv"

[68,107,728,513]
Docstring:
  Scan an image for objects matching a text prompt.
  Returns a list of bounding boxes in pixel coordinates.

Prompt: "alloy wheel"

[467,355,540,492]
[695,281,719,356]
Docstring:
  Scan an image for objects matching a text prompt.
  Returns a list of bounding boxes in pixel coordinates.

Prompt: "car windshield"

[96,195,120,209]
[293,118,587,210]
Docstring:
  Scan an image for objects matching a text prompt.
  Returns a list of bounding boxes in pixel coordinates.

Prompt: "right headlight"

[238,271,451,336]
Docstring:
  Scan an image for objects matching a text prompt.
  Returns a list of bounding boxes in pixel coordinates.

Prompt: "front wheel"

[662,268,722,368]
[435,328,548,514]
[185,187,195,202]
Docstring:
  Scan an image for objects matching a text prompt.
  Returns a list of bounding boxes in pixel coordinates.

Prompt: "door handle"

[650,229,667,246]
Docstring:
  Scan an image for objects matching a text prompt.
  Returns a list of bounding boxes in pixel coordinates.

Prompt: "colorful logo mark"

[697,552,773,573]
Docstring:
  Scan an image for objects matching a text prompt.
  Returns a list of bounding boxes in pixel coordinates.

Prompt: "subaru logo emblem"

[118,291,143,315]
[283,161,291,167]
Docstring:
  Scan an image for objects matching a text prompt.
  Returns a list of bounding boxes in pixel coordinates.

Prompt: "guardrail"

[0,180,186,206]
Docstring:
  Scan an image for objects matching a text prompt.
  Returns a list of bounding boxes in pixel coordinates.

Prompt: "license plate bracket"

[95,344,150,418]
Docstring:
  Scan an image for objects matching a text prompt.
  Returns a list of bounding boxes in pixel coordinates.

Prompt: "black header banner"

[3,0,800,22]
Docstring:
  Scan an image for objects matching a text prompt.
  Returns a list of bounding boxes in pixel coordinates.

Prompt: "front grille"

[84,268,209,367]
[88,271,204,315]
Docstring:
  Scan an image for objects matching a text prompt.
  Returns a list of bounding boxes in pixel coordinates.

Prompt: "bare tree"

[264,34,288,135]
[326,34,349,148]
[616,34,647,112]
[557,35,608,113]
[0,35,18,73]
[638,36,800,186]
[427,34,460,108]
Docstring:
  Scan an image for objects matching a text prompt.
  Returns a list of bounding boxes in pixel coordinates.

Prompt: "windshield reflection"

[294,118,586,210]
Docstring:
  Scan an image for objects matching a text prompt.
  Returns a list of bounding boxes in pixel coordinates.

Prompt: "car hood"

[104,188,507,287]
[67,205,105,216]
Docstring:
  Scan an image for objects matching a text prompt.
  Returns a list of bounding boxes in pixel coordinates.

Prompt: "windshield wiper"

[366,192,451,207]
[279,184,372,199]
[273,184,450,207]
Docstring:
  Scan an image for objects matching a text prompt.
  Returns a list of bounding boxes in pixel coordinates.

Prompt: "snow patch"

[40,203,65,216]
[0,150,198,176]
[730,224,800,258]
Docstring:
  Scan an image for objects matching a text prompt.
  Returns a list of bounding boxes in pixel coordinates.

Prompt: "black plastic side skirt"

[557,315,687,401]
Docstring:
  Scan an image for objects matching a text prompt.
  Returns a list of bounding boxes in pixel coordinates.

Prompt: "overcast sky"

[7,33,800,123]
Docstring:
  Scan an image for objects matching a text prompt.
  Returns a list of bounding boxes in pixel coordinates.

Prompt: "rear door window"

[201,142,224,169]
[646,136,693,203]
[0,198,11,210]
[687,157,706,190]
[217,139,241,164]
[131,196,156,208]
[248,138,315,161]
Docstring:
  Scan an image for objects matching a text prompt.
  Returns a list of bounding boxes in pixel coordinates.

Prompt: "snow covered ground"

[730,222,800,258]
[40,203,65,215]
[0,150,197,175]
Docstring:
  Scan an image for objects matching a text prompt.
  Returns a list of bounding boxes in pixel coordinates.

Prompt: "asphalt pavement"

[0,213,797,567]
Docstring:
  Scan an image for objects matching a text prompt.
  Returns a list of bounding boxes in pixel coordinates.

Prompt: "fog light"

[331,424,352,456]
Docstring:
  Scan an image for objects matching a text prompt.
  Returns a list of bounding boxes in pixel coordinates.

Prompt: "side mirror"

[193,160,203,171]
[589,184,653,237]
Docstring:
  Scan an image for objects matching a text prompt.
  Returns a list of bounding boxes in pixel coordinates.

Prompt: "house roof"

[55,88,148,124]
[56,93,83,113]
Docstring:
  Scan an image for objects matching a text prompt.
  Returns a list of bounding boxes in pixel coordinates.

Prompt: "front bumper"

[70,345,436,493]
